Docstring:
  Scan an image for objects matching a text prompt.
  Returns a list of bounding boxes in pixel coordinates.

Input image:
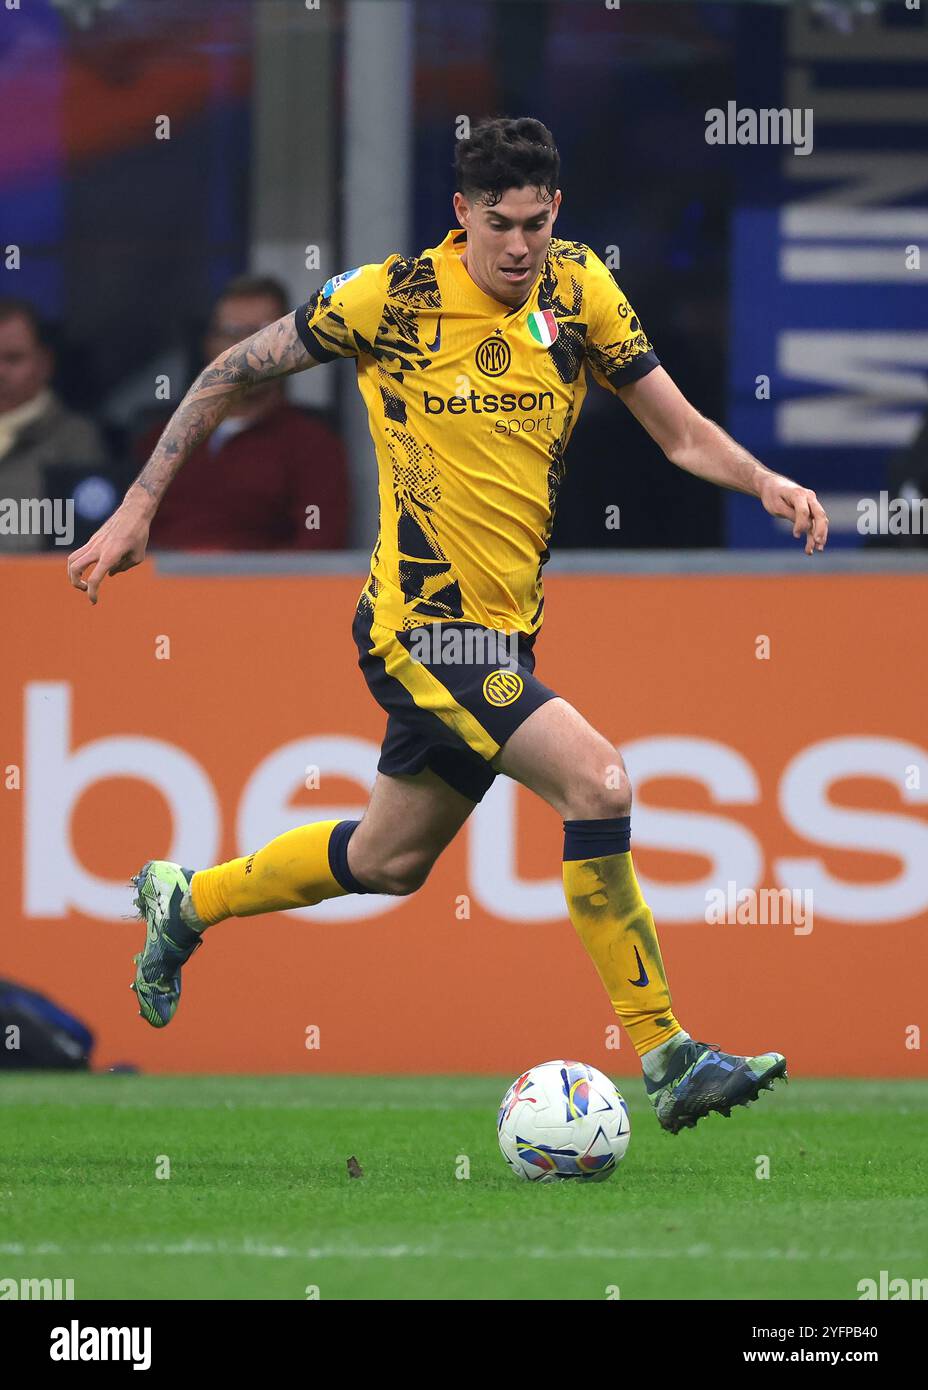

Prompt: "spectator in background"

[0,297,109,552]
[136,275,350,550]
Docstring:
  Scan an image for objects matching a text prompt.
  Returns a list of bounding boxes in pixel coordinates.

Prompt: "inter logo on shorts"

[483,670,524,707]
[476,337,511,377]
[527,310,558,347]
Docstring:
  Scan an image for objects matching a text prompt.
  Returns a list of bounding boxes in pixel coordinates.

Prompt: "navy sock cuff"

[328,819,371,895]
[563,815,631,860]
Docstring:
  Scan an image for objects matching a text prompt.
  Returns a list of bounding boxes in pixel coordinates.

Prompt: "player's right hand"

[67,498,151,605]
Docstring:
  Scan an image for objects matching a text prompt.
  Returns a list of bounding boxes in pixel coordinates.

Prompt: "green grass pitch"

[1,1075,925,1301]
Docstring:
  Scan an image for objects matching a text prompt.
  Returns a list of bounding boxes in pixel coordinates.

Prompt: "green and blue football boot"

[647,1038,787,1133]
[130,861,203,1028]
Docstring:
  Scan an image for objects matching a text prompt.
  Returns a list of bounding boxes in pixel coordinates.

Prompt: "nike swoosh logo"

[425,316,442,353]
[628,946,649,988]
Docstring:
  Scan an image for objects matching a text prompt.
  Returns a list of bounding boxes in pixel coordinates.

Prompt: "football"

[497,1060,631,1182]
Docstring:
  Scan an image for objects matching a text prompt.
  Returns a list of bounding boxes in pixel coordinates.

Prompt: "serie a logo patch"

[321,267,361,297]
[483,670,524,707]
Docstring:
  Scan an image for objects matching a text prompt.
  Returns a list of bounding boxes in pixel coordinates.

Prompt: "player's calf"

[344,843,435,896]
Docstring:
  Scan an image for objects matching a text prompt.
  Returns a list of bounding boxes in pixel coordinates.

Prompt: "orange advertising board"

[2,558,926,1077]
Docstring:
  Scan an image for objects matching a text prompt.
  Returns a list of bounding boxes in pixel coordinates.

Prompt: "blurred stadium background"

[2,3,927,1091]
[2,0,927,1308]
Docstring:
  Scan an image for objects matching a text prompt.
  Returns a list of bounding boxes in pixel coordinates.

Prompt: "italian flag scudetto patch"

[527,309,558,346]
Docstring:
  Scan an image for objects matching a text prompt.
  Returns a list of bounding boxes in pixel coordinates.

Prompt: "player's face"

[453,186,561,307]
[0,315,51,413]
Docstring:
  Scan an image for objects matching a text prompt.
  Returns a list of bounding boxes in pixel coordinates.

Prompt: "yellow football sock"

[190,819,364,925]
[563,817,682,1057]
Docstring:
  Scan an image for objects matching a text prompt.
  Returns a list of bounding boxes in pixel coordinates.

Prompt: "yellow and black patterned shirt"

[295,229,659,635]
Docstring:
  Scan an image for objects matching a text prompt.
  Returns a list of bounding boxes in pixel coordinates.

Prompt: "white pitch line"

[0,1239,910,1263]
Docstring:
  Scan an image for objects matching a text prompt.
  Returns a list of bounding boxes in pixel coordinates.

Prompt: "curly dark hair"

[453,116,560,206]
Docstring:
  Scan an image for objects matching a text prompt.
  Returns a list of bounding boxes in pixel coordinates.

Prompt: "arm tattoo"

[131,314,315,507]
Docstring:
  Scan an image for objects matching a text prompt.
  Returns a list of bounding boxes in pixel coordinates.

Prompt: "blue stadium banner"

[727,4,928,547]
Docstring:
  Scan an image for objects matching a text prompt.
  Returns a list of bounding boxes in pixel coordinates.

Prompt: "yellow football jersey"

[295,229,659,635]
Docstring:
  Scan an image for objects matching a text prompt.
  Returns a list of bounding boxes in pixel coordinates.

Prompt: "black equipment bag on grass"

[0,979,94,1069]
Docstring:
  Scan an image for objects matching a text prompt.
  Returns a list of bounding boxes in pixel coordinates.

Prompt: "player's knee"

[360,849,434,897]
[564,762,632,820]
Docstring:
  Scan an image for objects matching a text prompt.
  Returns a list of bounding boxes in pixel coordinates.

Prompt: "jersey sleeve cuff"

[603,349,661,390]
[293,304,339,364]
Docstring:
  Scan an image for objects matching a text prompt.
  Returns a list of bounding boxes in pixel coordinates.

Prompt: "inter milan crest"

[475,337,511,376]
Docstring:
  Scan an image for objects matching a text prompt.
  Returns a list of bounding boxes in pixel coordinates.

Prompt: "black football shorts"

[352,596,558,802]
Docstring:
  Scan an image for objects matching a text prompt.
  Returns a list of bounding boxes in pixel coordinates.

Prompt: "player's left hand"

[759,476,828,554]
